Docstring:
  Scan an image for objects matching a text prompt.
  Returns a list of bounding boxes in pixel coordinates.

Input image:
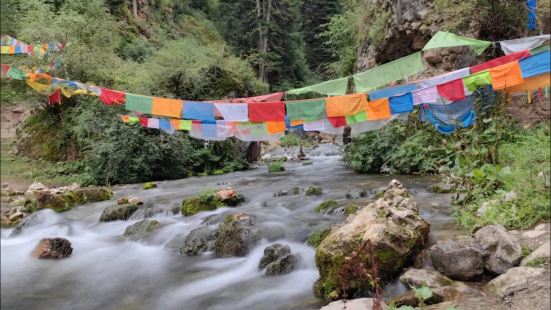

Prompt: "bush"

[268,161,286,173]
[306,186,322,196]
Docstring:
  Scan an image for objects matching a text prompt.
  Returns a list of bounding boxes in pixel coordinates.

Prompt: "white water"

[1,144,461,310]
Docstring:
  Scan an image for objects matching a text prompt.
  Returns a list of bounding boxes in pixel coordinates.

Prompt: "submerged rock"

[266,253,298,276]
[314,180,430,300]
[314,200,338,214]
[432,182,454,193]
[182,226,218,256]
[99,204,139,222]
[429,236,488,280]
[320,298,388,310]
[32,238,73,259]
[182,189,245,216]
[123,219,161,241]
[214,213,259,257]
[258,243,291,269]
[10,209,72,237]
[474,225,522,274]
[305,186,322,196]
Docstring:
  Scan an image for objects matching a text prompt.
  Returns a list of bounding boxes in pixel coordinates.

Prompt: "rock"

[305,186,322,196]
[0,207,29,227]
[486,266,545,297]
[214,213,259,257]
[429,236,488,280]
[259,243,291,269]
[266,253,298,275]
[182,192,224,216]
[1,183,8,188]
[99,204,139,222]
[117,197,129,205]
[399,268,454,289]
[128,197,143,205]
[25,182,48,196]
[474,225,522,274]
[32,238,73,259]
[315,180,430,300]
[216,188,236,201]
[73,187,113,203]
[273,190,288,197]
[0,188,24,197]
[123,219,161,241]
[320,298,388,310]
[182,226,218,256]
[314,200,338,214]
[10,209,71,237]
[143,182,157,190]
[432,182,453,193]
[388,289,445,308]
[26,186,112,213]
[521,242,550,266]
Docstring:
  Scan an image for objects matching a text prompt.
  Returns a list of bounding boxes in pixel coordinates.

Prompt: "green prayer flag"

[179,120,192,131]
[251,123,267,136]
[7,67,28,80]
[287,77,349,96]
[352,52,424,92]
[345,111,367,124]
[128,116,140,125]
[285,99,326,120]
[463,70,492,92]
[125,94,153,114]
[422,31,492,55]
[530,44,550,55]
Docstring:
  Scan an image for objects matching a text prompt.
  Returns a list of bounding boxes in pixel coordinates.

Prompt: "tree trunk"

[255,0,270,83]
[132,0,138,18]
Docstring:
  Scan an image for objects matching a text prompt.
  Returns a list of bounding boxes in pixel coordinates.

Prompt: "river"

[0,144,462,310]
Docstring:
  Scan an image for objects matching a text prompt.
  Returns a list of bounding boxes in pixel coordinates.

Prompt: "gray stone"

[214,213,259,257]
[474,225,522,274]
[32,238,73,259]
[123,219,161,241]
[265,253,298,275]
[429,236,488,280]
[99,204,139,222]
[432,182,453,193]
[486,266,545,297]
[320,298,388,310]
[521,242,550,266]
[399,268,454,289]
[259,243,291,269]
[182,226,218,256]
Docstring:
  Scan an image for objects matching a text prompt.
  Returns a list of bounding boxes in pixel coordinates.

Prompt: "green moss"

[306,186,322,196]
[525,257,548,267]
[24,199,38,213]
[211,169,225,175]
[291,187,300,195]
[307,229,331,247]
[143,182,157,190]
[521,245,532,258]
[268,161,286,173]
[315,200,338,213]
[344,204,359,215]
[181,190,224,216]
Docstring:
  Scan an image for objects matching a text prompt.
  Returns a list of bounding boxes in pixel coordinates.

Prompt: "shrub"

[268,161,286,173]
[306,186,322,196]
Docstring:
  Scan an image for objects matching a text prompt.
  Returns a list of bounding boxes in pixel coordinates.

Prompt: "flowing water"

[1,144,462,310]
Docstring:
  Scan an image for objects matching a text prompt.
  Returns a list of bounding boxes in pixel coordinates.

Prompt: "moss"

[344,204,359,215]
[521,245,532,258]
[525,257,548,267]
[307,228,331,247]
[315,200,338,213]
[306,186,322,196]
[143,182,157,190]
[211,169,225,175]
[24,199,38,213]
[268,161,286,173]
[291,187,300,195]
[181,190,224,216]
[198,172,208,177]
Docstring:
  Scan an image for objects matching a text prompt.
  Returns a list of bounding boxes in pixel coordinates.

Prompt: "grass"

[279,134,314,148]
[268,161,286,173]
[454,126,551,230]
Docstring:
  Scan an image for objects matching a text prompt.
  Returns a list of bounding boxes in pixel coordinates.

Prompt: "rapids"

[0,144,462,310]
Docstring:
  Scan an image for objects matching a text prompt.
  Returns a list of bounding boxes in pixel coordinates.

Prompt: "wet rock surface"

[32,238,73,259]
[258,243,298,275]
[182,226,218,256]
[99,204,139,222]
[214,213,259,257]
[320,298,388,310]
[123,219,161,241]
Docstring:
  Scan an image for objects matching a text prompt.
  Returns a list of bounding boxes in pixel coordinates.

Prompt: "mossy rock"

[123,219,161,241]
[214,213,259,257]
[306,186,322,196]
[268,161,286,173]
[99,204,139,222]
[315,200,338,214]
[306,228,331,248]
[36,191,79,212]
[74,187,113,203]
[143,182,157,190]
[344,204,359,215]
[291,187,300,195]
[211,169,225,175]
[181,192,224,217]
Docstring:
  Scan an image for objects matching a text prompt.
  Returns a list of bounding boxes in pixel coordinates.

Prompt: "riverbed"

[0,144,462,310]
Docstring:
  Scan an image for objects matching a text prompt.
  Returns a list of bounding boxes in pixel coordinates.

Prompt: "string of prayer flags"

[470,50,530,73]
[505,74,550,94]
[422,31,492,55]
[418,68,470,88]
[437,79,466,101]
[366,98,391,120]
[214,103,248,122]
[287,77,349,96]
[99,88,126,105]
[125,94,153,114]
[325,93,368,117]
[488,61,524,90]
[420,96,476,134]
[368,83,418,101]
[463,71,492,92]
[26,73,52,93]
[519,50,550,78]
[151,97,183,119]
[182,101,215,121]
[353,52,425,92]
[412,86,438,105]
[286,98,326,121]
[389,92,414,114]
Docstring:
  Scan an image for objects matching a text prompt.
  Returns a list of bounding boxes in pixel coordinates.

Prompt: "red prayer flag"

[248,101,286,122]
[99,88,126,105]
[327,116,347,128]
[139,117,148,127]
[48,89,61,105]
[437,79,465,101]
[470,50,530,73]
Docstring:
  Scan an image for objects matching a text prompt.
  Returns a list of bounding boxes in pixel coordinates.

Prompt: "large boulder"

[99,204,139,222]
[320,298,388,310]
[32,238,73,259]
[429,236,488,280]
[474,225,522,274]
[399,268,454,289]
[486,266,546,297]
[314,180,430,300]
[258,243,298,276]
[123,219,161,241]
[214,213,259,257]
[521,242,551,267]
[27,185,112,213]
[182,226,218,256]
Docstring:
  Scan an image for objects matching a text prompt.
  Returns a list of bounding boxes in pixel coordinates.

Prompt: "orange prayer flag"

[151,97,183,118]
[170,119,180,130]
[366,98,391,120]
[505,74,550,94]
[266,121,286,134]
[290,120,304,127]
[489,61,524,90]
[325,93,368,117]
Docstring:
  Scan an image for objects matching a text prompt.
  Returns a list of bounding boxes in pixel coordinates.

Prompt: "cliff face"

[354,0,536,74]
